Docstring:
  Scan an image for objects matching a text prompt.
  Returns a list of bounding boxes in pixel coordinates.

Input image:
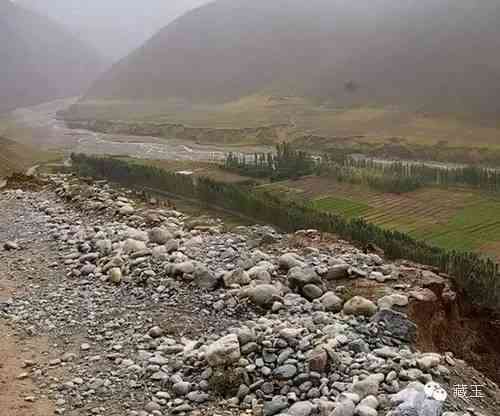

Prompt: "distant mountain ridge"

[85,0,500,116]
[0,0,105,113]
[16,0,209,61]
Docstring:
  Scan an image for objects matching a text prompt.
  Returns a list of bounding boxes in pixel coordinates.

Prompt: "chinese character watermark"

[453,384,484,399]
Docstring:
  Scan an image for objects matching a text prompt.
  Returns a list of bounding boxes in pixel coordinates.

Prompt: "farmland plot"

[259,177,500,258]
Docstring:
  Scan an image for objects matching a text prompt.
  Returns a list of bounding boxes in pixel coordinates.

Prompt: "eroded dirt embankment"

[408,277,500,385]
[63,119,290,145]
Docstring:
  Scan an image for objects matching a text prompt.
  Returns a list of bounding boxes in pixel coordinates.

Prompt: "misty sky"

[17,0,210,61]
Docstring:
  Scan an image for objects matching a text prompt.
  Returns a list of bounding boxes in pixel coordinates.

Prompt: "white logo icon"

[424,382,448,402]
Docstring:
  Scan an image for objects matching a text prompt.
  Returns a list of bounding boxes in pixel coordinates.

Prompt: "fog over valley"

[16,0,210,61]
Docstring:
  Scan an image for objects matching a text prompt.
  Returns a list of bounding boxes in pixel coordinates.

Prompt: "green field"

[258,177,500,258]
[313,197,372,219]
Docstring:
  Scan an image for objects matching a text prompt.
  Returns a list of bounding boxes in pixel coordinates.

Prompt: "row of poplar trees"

[72,153,500,311]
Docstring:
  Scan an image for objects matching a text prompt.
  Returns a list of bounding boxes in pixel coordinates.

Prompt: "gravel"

[0,174,494,416]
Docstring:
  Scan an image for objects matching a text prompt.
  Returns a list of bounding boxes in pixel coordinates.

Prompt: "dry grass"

[0,136,58,178]
[67,96,500,149]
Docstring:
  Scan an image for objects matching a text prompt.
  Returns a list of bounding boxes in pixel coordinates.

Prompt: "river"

[5,98,272,162]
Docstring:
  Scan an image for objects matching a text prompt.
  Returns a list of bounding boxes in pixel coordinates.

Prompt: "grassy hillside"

[0,0,105,114]
[0,136,55,178]
[84,0,500,117]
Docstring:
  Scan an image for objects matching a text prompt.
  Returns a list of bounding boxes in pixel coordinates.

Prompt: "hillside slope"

[0,136,50,177]
[0,0,105,114]
[86,0,500,117]
[17,0,208,61]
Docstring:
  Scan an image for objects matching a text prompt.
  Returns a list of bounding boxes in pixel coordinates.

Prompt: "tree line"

[316,157,423,193]
[346,158,500,192]
[72,153,500,311]
[225,143,500,194]
[224,142,316,181]
[224,144,422,193]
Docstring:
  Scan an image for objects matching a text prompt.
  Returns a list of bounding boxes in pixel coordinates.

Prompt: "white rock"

[119,205,135,215]
[123,239,147,254]
[417,353,441,370]
[377,294,409,310]
[109,267,122,284]
[352,374,384,399]
[205,334,241,366]
[343,296,377,317]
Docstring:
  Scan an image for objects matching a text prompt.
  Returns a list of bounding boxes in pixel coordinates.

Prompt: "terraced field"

[257,177,500,258]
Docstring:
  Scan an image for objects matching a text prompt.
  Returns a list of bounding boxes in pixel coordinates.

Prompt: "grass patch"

[312,197,372,219]
[263,177,500,258]
[65,96,500,151]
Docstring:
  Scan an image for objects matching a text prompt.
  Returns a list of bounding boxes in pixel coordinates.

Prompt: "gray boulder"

[355,405,377,416]
[352,374,384,399]
[148,227,172,244]
[319,292,344,312]
[302,284,323,300]
[245,284,282,308]
[223,268,251,287]
[326,264,349,280]
[95,239,112,255]
[193,264,219,290]
[172,261,195,277]
[274,364,297,380]
[372,309,417,342]
[165,238,180,253]
[173,381,191,396]
[332,397,355,416]
[279,253,305,270]
[123,238,147,254]
[263,396,289,416]
[288,266,321,288]
[288,401,314,416]
[248,265,272,283]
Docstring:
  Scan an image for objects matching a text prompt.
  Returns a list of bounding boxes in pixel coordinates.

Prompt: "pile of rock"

[0,175,476,416]
[127,299,456,416]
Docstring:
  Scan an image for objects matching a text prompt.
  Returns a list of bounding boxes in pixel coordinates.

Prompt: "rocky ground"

[1,174,499,416]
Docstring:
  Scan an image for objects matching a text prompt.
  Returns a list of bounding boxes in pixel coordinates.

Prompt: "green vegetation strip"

[71,154,500,311]
[312,197,372,219]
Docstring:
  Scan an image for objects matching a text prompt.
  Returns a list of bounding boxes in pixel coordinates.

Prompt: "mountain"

[85,0,500,116]
[0,0,105,114]
[17,0,209,61]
